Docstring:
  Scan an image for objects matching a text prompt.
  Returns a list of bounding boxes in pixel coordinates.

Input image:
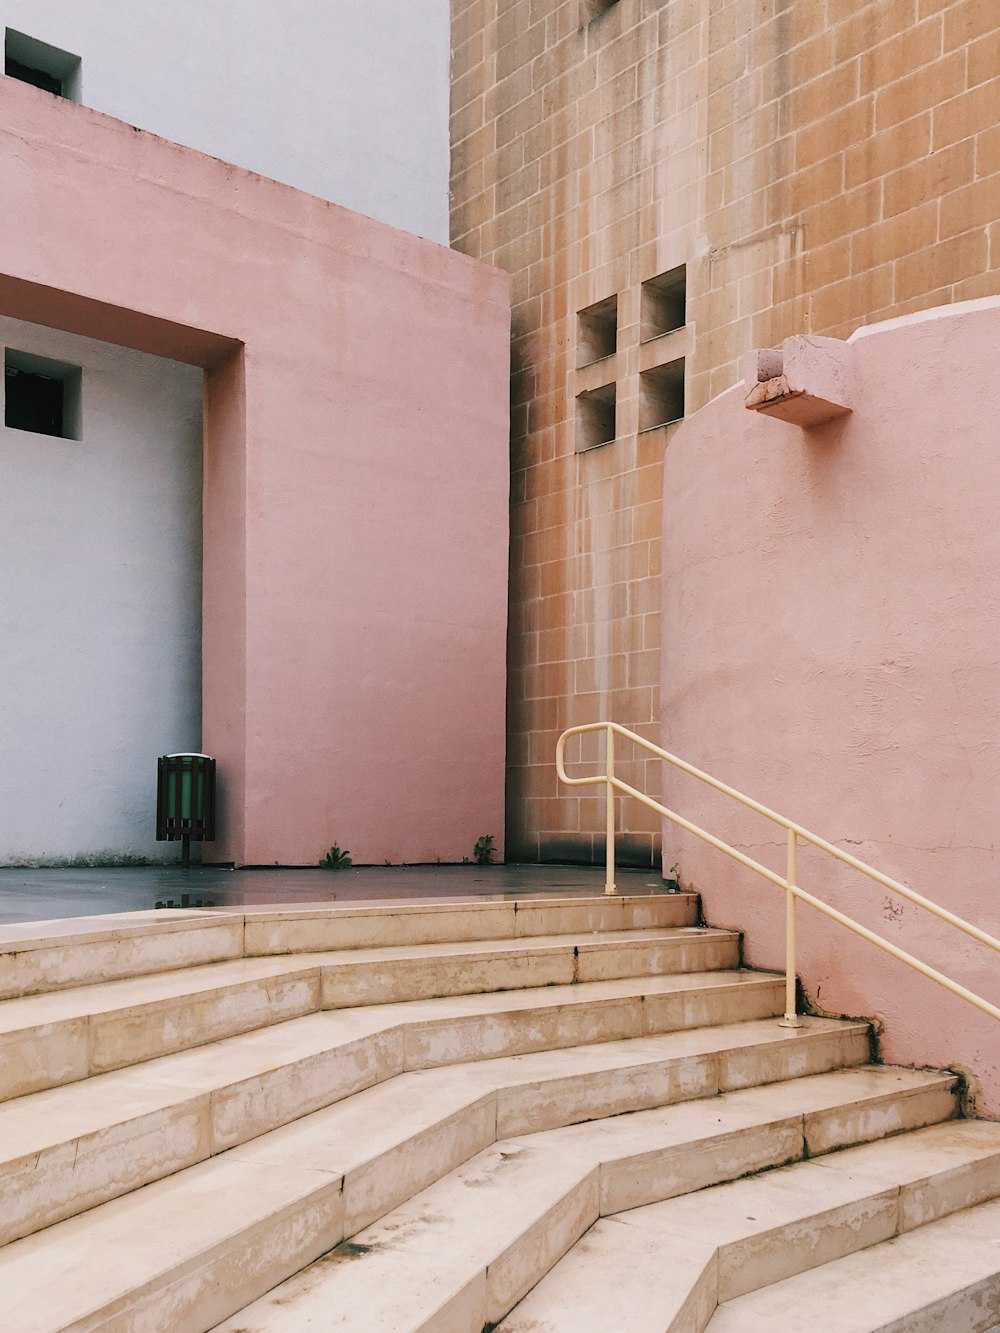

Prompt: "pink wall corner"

[0,79,510,870]
[661,298,1000,1116]
[201,349,248,868]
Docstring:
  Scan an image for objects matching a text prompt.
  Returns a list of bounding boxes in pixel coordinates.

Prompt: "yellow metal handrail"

[556,720,1000,1028]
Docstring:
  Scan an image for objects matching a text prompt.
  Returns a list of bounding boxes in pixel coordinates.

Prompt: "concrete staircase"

[0,893,996,1332]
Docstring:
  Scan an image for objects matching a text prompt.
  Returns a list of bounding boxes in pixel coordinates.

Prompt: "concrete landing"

[0,864,669,926]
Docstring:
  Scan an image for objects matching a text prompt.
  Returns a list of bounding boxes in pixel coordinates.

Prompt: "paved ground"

[0,863,672,925]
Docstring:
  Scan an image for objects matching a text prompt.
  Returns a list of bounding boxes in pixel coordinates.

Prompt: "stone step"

[0,1066,954,1333]
[0,1012,868,1246]
[319,925,739,1006]
[0,893,699,998]
[204,1067,957,1333]
[496,1118,1000,1332]
[243,893,699,956]
[707,1193,1000,1332]
[0,950,769,1101]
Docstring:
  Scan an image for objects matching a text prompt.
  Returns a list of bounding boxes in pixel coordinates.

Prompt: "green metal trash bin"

[156,753,216,867]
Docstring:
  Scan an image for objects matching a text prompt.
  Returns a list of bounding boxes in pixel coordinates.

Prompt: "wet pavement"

[0,863,672,926]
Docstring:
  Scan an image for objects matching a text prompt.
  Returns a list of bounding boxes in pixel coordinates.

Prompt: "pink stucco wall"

[662,300,1000,1116]
[0,78,510,866]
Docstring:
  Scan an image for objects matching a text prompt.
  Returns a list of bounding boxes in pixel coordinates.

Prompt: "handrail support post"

[604,724,617,895]
[778,828,801,1028]
[556,721,1000,1025]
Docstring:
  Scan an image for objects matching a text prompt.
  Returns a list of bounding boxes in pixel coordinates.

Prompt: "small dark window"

[641,266,687,342]
[577,295,618,368]
[4,349,82,440]
[5,56,61,95]
[582,0,620,21]
[4,30,80,101]
[576,382,616,451]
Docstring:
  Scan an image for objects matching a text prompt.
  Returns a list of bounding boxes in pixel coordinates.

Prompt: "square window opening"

[581,0,620,22]
[576,382,616,451]
[5,29,81,100]
[641,265,686,342]
[577,294,618,368]
[4,349,82,440]
[639,358,684,431]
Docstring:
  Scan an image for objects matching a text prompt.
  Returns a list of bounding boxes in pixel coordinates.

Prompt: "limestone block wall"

[661,299,1000,1116]
[450,0,1000,863]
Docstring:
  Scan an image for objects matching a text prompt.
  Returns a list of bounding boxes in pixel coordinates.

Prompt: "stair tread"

[212,1061,954,1333]
[0,895,695,946]
[205,1065,956,1333]
[497,1119,1000,1332]
[706,1194,1000,1331]
[0,965,776,1042]
[0,929,734,1032]
[0,1013,863,1159]
[0,1065,953,1333]
[0,1013,869,1249]
[0,907,226,951]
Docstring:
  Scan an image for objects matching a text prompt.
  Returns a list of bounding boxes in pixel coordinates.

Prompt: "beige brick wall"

[451,0,1000,864]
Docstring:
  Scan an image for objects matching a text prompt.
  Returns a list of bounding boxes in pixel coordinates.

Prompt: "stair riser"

[210,1028,403,1152]
[0,1018,90,1102]
[245,897,698,957]
[709,1190,1000,1333]
[0,919,245,1001]
[681,1160,1000,1324]
[414,1280,487,1333]
[321,936,739,1009]
[0,1024,863,1248]
[495,1029,869,1138]
[404,981,785,1070]
[599,1084,958,1216]
[717,1190,900,1304]
[0,969,323,1102]
[712,1151,1000,1310]
[803,1085,959,1156]
[497,1054,719,1138]
[483,1170,601,1328]
[91,971,323,1076]
[342,1096,497,1236]
[721,1028,869,1091]
[601,1120,804,1215]
[899,1152,1000,1229]
[0,1096,213,1250]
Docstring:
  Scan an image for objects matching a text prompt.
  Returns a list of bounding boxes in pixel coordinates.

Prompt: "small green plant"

[473,834,496,866]
[319,844,353,870]
[669,863,680,878]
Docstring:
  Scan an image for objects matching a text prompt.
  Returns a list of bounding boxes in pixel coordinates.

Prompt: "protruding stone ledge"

[744,335,853,428]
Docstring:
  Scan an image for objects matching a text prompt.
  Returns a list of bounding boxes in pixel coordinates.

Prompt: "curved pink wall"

[662,300,1000,1116]
[0,79,510,867]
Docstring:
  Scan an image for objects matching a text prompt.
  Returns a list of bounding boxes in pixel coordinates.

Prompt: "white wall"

[0,317,202,865]
[1,0,451,243]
